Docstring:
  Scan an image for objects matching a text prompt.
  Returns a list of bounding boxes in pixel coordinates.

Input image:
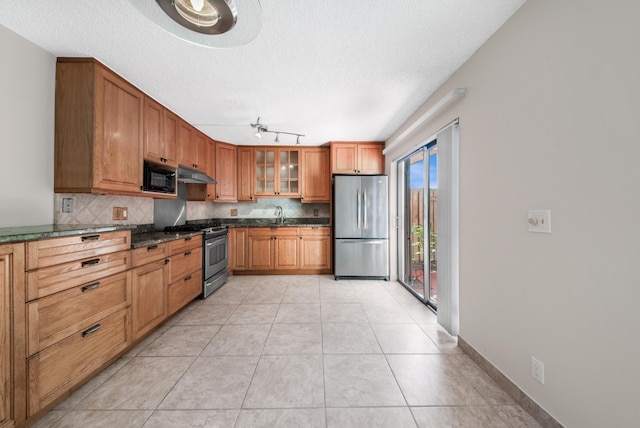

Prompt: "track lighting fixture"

[250,117,304,144]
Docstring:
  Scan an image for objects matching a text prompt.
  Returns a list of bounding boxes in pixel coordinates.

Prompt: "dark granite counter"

[130,230,203,249]
[212,218,331,228]
[0,224,136,244]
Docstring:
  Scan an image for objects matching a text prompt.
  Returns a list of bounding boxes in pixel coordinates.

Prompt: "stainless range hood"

[177,166,217,184]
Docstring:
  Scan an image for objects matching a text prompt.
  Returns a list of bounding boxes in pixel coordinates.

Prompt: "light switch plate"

[528,210,551,233]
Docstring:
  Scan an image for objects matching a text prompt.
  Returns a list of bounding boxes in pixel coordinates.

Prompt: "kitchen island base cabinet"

[27,308,131,416]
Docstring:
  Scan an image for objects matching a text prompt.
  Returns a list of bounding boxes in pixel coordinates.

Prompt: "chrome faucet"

[275,206,285,225]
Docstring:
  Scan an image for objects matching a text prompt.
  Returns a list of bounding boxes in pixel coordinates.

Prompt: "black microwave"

[143,162,176,194]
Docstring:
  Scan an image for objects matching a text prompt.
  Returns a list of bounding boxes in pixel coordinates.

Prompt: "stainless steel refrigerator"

[334,175,389,280]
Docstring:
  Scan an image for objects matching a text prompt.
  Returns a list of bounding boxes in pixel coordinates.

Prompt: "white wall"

[385,1,640,426]
[0,24,55,227]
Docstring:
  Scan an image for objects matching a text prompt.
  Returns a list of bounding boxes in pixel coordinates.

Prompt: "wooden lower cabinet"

[235,227,330,274]
[131,259,168,340]
[1,243,26,428]
[299,228,331,270]
[168,269,202,315]
[27,308,130,416]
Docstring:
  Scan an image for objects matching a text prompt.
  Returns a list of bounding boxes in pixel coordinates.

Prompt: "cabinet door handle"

[81,258,100,267]
[184,251,192,256]
[185,275,192,281]
[82,234,100,241]
[165,259,170,265]
[147,244,158,251]
[82,324,101,337]
[81,282,100,292]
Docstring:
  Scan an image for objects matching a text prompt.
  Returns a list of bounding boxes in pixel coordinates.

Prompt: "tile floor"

[33,275,541,428]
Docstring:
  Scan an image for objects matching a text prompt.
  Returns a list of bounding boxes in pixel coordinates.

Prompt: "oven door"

[204,234,228,279]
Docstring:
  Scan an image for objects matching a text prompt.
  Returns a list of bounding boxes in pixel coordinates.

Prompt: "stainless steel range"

[164,224,228,298]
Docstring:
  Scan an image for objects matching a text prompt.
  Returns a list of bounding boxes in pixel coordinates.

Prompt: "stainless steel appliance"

[143,161,177,195]
[164,223,228,298]
[333,174,389,280]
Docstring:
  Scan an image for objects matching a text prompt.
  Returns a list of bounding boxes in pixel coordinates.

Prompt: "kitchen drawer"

[169,234,201,255]
[26,271,131,356]
[168,269,202,315]
[131,242,169,267]
[27,308,130,416]
[26,250,131,301]
[299,226,331,236]
[26,230,130,271]
[168,246,202,284]
[248,227,299,237]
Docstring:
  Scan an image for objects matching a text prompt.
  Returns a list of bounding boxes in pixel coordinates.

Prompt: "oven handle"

[205,236,227,247]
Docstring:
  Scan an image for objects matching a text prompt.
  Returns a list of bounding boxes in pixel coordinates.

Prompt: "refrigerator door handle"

[363,188,367,230]
[356,188,361,229]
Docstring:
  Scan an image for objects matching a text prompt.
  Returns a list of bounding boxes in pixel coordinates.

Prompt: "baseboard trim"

[457,336,563,428]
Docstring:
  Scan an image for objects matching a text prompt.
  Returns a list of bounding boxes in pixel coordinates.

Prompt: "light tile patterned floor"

[34,275,541,428]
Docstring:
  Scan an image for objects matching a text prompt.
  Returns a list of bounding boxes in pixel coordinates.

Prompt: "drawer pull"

[185,237,192,241]
[147,244,159,251]
[81,258,100,267]
[184,251,192,256]
[185,275,192,281]
[82,324,101,337]
[81,282,100,292]
[81,234,100,241]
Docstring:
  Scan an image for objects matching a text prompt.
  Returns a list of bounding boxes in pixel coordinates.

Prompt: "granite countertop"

[130,230,202,249]
[214,218,331,228]
[0,224,136,244]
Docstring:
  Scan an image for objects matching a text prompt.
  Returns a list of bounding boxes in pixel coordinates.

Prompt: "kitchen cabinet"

[330,141,385,174]
[237,147,255,201]
[254,148,300,197]
[299,227,331,271]
[0,243,26,428]
[131,244,169,341]
[234,227,330,274]
[301,147,331,202]
[248,228,298,271]
[24,230,133,416]
[215,141,238,202]
[178,119,208,172]
[229,227,249,272]
[167,236,202,315]
[186,138,216,201]
[54,58,144,195]
[143,96,178,167]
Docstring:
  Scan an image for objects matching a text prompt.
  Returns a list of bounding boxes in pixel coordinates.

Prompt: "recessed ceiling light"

[128,0,262,48]
[157,0,236,35]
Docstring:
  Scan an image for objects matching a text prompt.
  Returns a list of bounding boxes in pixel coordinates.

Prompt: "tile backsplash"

[187,198,330,220]
[54,194,153,225]
[54,194,329,225]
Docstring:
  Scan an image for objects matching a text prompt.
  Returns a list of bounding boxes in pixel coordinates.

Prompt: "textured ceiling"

[0,0,526,146]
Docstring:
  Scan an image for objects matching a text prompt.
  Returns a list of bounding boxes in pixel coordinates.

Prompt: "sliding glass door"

[399,141,438,309]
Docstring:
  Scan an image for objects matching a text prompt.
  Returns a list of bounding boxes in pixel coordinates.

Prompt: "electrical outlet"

[313,209,319,217]
[230,209,238,216]
[113,207,128,220]
[62,198,73,213]
[531,357,545,384]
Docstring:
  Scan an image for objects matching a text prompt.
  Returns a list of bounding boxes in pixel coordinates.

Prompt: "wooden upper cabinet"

[301,147,330,203]
[54,58,144,195]
[237,146,255,202]
[143,96,178,168]
[178,119,208,172]
[254,148,300,197]
[330,141,385,175]
[215,141,238,202]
